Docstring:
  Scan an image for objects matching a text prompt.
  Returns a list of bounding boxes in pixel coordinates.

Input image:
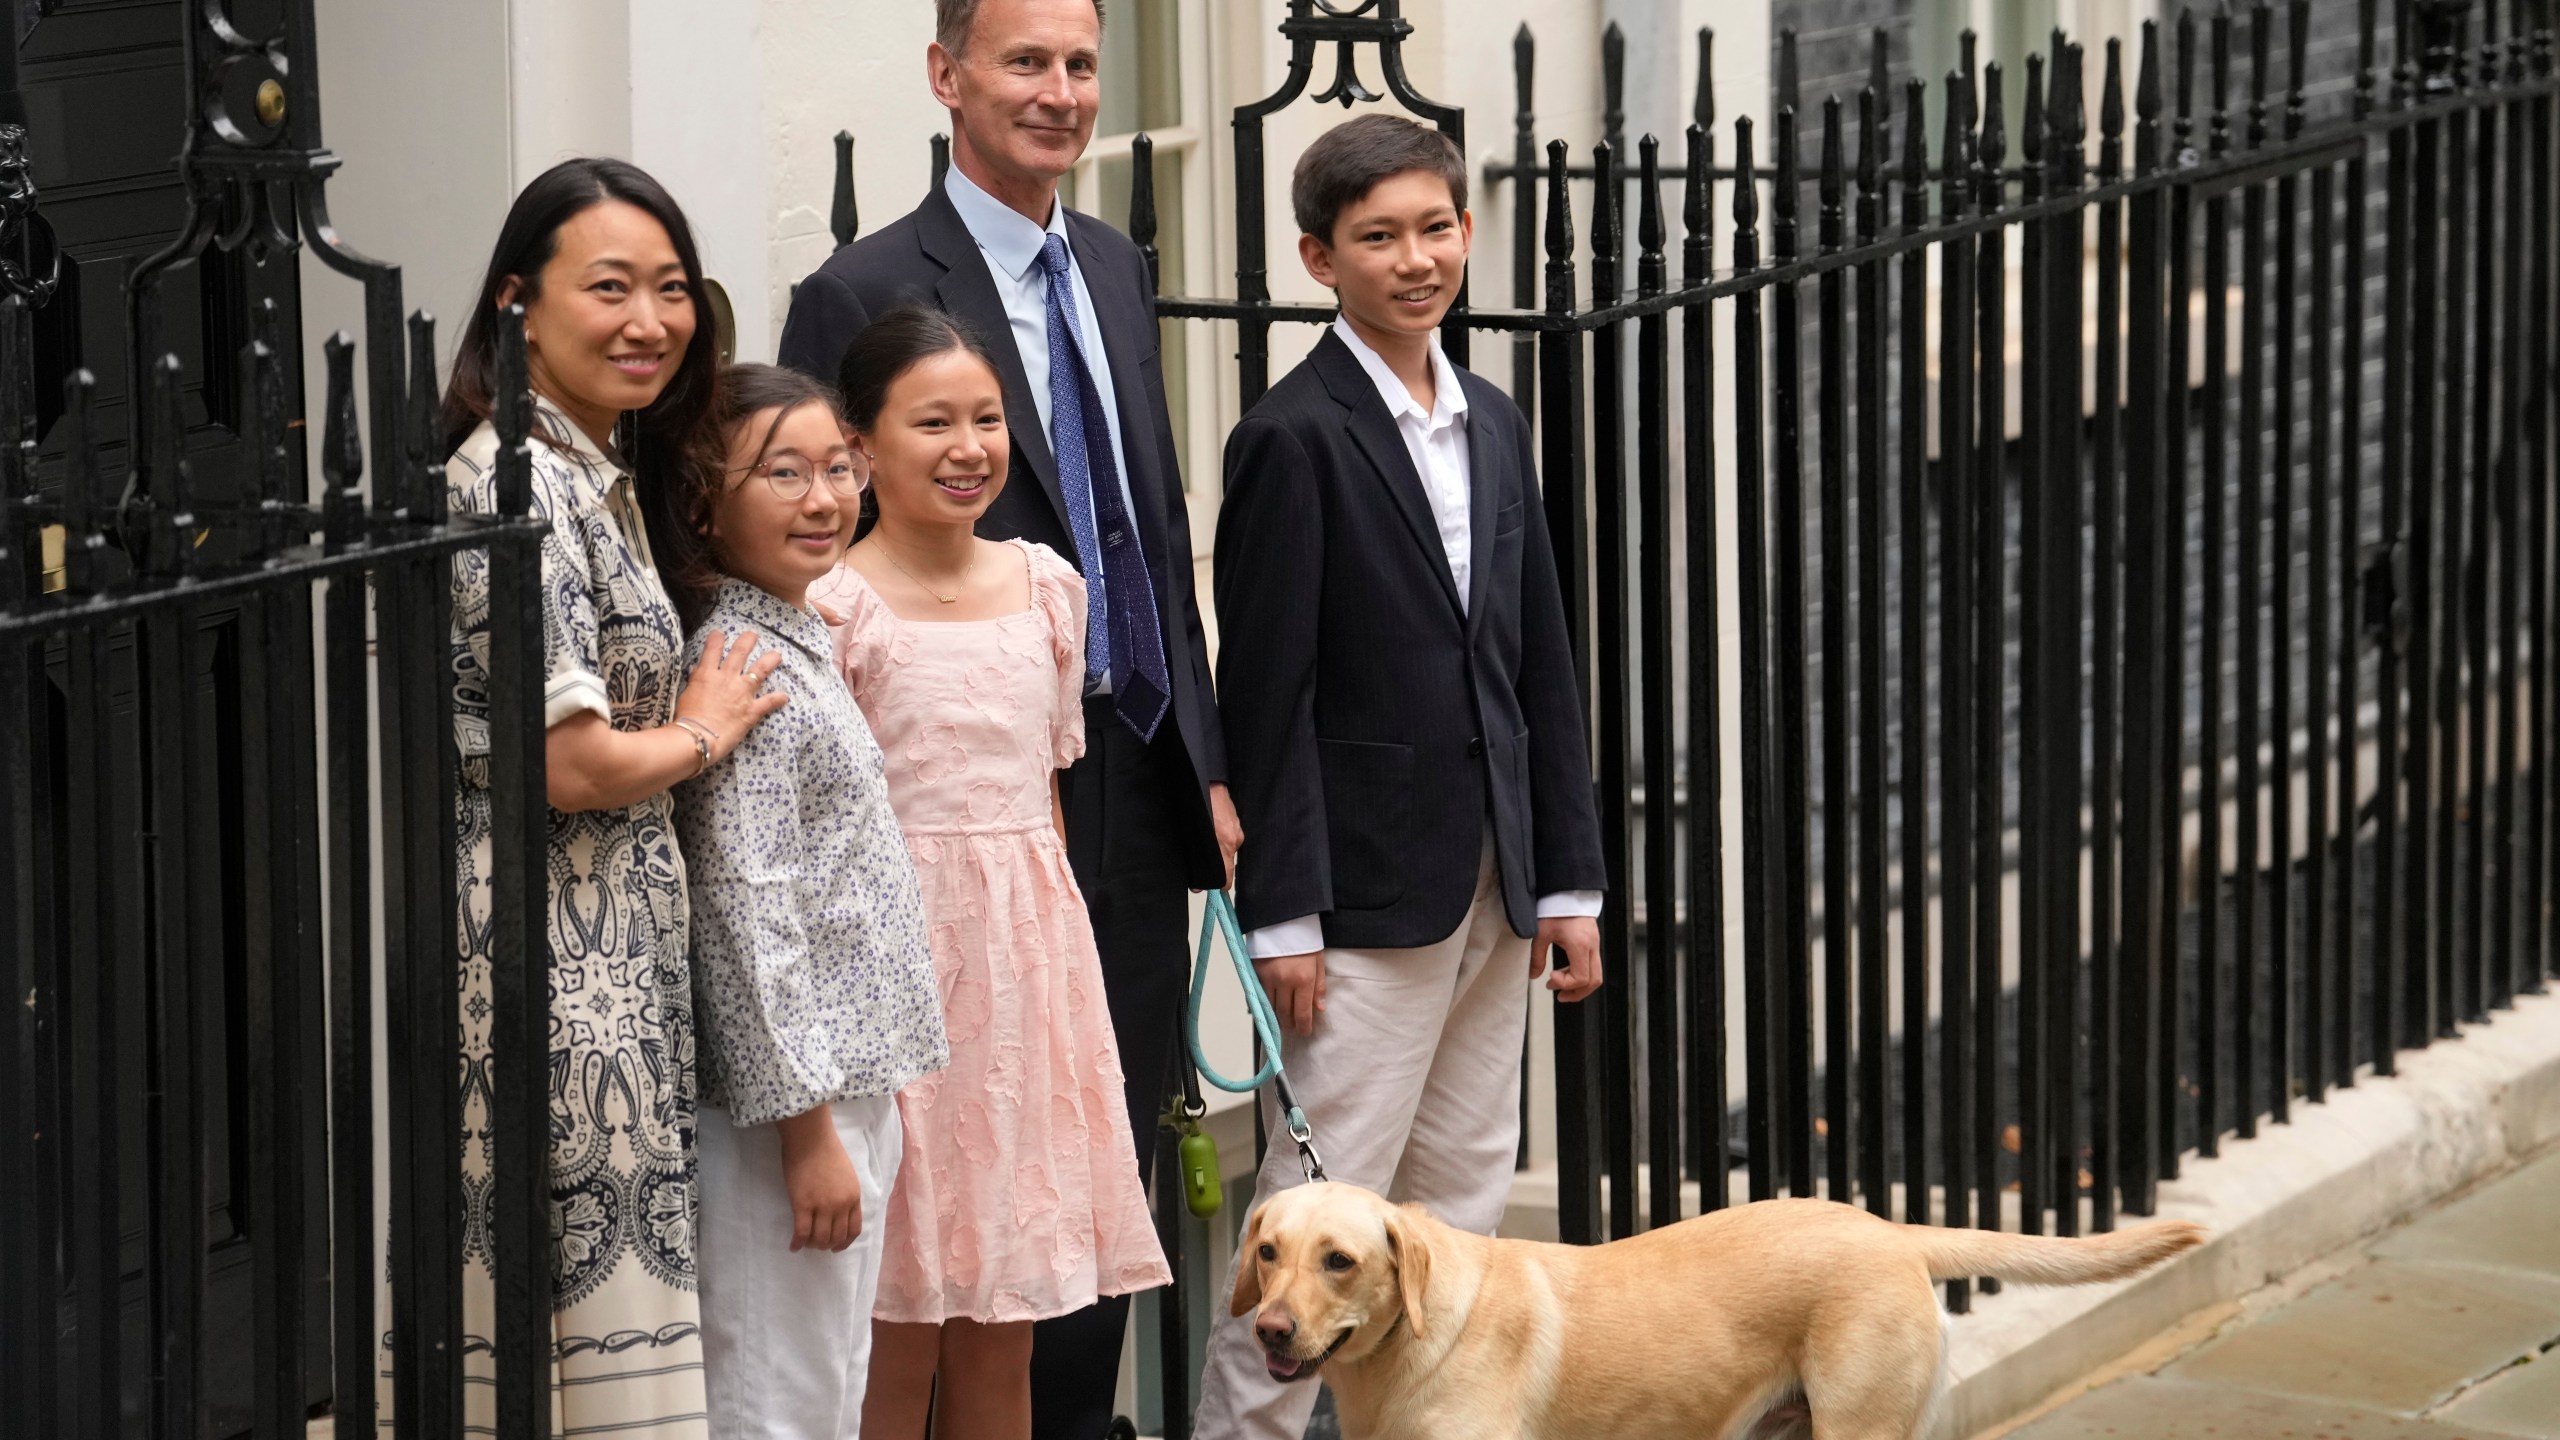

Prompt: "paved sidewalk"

[2001,1143,2560,1439]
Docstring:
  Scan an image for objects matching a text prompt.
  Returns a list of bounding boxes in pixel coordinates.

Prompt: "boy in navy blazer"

[1194,113,1607,1438]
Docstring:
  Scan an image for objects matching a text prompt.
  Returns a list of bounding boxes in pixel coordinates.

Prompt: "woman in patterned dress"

[435,157,786,1437]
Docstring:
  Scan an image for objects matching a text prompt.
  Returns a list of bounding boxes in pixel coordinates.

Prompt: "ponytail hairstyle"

[833,305,1004,541]
[441,157,721,507]
[646,362,852,630]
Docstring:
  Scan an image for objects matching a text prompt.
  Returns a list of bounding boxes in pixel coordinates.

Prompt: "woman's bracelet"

[672,717,718,776]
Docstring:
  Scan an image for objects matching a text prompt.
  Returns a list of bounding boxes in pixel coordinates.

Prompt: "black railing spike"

[146,354,192,576]
[1603,21,1626,152]
[62,367,102,593]
[1515,23,1535,123]
[1982,62,2008,170]
[2140,20,2164,122]
[1683,122,1708,233]
[1780,28,1801,112]
[832,131,858,247]
[1871,27,1892,120]
[2213,7,2233,115]
[1776,105,1800,225]
[1821,96,1845,212]
[1131,132,1160,296]
[2025,53,2047,163]
[2252,1,2273,116]
[406,311,443,524]
[1904,77,1927,199]
[1733,115,1759,233]
[1591,139,1619,260]
[929,133,950,193]
[1638,134,1666,258]
[1544,137,1574,264]
[321,332,362,549]
[2358,0,2381,86]
[1962,29,1980,131]
[2104,39,2127,138]
[243,321,291,557]
[1696,28,1716,128]
[1944,68,1970,184]
[493,304,533,520]
[2288,0,2311,131]
[1859,88,1882,193]
[2066,42,2088,144]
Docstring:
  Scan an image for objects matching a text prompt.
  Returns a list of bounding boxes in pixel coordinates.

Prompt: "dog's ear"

[1229,1207,1266,1317]
[1385,1203,1432,1341]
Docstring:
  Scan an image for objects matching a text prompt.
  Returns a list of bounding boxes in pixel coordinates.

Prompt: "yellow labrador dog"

[1230,1181,2203,1440]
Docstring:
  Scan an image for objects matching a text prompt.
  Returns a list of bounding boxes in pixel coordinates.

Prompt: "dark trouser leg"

[1029,698,1194,1440]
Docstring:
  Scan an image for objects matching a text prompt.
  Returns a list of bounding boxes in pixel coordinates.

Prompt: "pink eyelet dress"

[810,539,1170,1325]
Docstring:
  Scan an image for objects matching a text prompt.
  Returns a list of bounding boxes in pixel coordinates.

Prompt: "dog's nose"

[1256,1311,1296,1347]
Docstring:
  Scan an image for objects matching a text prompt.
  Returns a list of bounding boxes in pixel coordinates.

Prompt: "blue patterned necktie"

[1037,232,1170,742]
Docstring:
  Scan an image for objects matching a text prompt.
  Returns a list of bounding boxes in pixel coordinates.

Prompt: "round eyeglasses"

[735,454,865,502]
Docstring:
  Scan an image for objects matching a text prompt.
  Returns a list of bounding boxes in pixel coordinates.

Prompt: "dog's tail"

[1911,1220,2206,1287]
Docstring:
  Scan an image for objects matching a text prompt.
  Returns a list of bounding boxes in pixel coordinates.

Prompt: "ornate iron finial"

[1590,139,1618,267]
[1980,62,2008,171]
[406,310,444,524]
[1542,137,1576,312]
[321,332,363,550]
[2104,38,2127,141]
[2248,2,2273,145]
[1941,70,1971,214]
[241,309,293,558]
[1779,28,1801,112]
[1314,38,1384,106]
[2414,0,2470,89]
[1682,122,1711,282]
[1695,28,1716,129]
[1637,133,1665,266]
[1515,23,1535,129]
[1902,77,1927,223]
[2287,0,2311,134]
[1856,89,1881,224]
[493,304,532,520]
[1820,96,1845,223]
[1131,132,1160,296]
[2210,7,2234,158]
[832,131,858,247]
[1870,28,1892,123]
[1732,114,1760,243]
[1602,22,1626,154]
[2139,19,2164,123]
[2024,53,2047,164]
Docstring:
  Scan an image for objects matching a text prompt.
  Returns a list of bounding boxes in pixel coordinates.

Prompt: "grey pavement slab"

[2373,1148,2560,1282]
[2006,1375,2545,1440]
[2164,1259,2560,1416]
[2439,1354,2560,1440]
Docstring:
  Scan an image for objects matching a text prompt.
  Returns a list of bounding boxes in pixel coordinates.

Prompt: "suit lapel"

[1313,332,1464,621]
[1461,377,1499,639]
[916,185,1068,527]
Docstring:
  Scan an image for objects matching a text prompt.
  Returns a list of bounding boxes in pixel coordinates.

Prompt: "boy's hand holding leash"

[1253,950,1327,1036]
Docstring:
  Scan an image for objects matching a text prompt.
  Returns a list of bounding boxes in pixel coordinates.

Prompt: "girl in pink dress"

[807,308,1168,1440]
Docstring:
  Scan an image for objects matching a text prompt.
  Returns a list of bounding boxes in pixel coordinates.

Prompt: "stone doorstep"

[1938,986,2560,1439]
[1490,990,2560,1438]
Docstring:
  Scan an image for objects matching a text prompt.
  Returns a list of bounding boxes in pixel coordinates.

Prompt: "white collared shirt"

[1243,317,1602,959]
[941,163,1142,578]
[1330,316,1475,610]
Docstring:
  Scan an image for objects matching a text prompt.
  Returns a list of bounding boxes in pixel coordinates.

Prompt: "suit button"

[1467,736,1485,758]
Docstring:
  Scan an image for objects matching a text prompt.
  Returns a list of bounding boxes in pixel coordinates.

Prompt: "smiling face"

[929,0,1101,211]
[1299,169,1473,352]
[505,199,697,449]
[1228,1183,1433,1385]
[856,346,1010,532]
[708,400,857,608]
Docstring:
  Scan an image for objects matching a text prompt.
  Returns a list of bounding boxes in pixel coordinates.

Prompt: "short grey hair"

[935,0,1108,59]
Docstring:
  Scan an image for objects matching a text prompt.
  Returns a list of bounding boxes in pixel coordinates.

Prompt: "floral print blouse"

[675,579,947,1126]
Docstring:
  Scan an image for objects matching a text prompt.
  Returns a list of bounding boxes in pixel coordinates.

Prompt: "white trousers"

[1191,847,1531,1440]
[697,1094,903,1440]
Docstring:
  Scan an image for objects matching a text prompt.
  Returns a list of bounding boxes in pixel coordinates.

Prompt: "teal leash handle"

[1187,890,1327,1181]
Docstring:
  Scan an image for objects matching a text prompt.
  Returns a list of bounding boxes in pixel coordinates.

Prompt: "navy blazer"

[1213,329,1605,950]
[777,180,1226,887]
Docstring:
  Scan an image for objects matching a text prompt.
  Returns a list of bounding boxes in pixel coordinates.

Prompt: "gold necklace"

[880,542,977,604]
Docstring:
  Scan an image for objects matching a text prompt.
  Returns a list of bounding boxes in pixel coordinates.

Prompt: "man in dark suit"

[777,3,1240,1435]
[1191,114,1606,1440]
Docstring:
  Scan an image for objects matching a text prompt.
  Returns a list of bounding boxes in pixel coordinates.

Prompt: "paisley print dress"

[425,400,706,1436]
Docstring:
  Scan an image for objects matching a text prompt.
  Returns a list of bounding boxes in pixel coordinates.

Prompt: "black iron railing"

[823,0,2560,1426]
[2,1,557,1435]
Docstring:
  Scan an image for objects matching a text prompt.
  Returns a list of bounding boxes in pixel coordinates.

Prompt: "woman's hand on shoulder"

[676,629,790,762]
